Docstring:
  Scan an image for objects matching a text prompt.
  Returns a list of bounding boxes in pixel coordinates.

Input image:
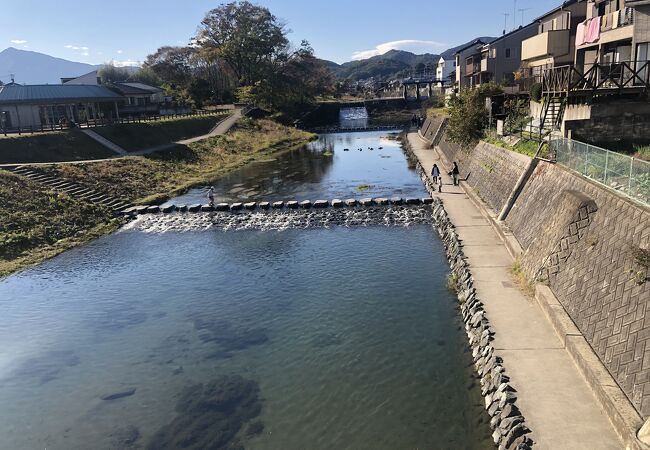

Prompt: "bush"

[530,83,542,102]
[446,89,488,148]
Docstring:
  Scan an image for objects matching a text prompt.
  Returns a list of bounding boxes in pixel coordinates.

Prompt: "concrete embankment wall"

[439,135,650,418]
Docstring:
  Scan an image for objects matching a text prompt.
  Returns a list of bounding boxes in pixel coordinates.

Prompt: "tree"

[98,64,131,83]
[196,1,289,86]
[144,46,196,88]
[446,89,488,148]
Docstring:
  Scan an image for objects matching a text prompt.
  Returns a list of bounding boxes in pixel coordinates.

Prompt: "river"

[0,130,492,449]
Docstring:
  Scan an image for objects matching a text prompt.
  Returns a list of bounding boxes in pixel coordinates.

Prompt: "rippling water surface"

[0,130,492,449]
[164,131,426,205]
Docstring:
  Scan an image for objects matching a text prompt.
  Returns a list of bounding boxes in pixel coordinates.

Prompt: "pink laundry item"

[576,21,587,46]
[585,16,601,44]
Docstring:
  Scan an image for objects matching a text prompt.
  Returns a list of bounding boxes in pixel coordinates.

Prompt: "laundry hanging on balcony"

[585,16,601,44]
[576,21,587,46]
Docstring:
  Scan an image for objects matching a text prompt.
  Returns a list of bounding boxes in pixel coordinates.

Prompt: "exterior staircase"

[8,166,132,212]
[540,96,566,135]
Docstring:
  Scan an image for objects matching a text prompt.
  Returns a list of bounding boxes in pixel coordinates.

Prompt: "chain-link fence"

[551,137,650,206]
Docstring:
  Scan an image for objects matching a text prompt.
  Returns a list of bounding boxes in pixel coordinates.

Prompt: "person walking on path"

[431,164,442,192]
[451,162,460,186]
[207,187,215,206]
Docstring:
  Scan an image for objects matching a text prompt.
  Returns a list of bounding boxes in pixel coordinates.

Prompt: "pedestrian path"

[81,129,128,155]
[407,132,622,449]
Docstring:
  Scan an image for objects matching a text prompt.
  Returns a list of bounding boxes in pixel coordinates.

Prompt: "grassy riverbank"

[42,118,315,204]
[92,114,228,152]
[0,172,121,278]
[0,118,314,278]
[0,129,116,164]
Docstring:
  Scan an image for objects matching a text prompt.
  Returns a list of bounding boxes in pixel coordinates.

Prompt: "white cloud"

[116,49,123,54]
[81,52,89,56]
[10,39,27,44]
[81,46,88,50]
[351,39,446,60]
[97,51,103,55]
[113,59,140,67]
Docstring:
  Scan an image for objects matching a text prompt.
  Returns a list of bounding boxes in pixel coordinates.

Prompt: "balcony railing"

[542,61,650,94]
[522,30,570,61]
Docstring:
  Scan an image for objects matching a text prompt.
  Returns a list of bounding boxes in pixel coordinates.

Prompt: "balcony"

[522,29,570,61]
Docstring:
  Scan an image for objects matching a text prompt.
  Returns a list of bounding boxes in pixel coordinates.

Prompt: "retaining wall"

[448,136,650,418]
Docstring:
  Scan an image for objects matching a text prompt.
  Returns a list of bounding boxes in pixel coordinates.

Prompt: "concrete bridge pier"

[428,83,433,98]
[402,84,408,100]
[416,83,421,100]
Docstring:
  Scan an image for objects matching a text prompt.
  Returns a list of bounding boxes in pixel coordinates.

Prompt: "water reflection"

[166,131,426,205]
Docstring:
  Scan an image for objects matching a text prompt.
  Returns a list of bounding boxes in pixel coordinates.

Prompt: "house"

[111,82,164,115]
[436,56,456,87]
[455,38,492,89]
[574,0,648,80]
[61,70,101,85]
[520,0,588,83]
[0,84,123,130]
[477,24,539,92]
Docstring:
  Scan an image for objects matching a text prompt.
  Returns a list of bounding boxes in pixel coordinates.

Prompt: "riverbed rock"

[258,202,271,209]
[215,203,229,211]
[244,202,257,210]
[101,388,136,401]
[359,198,374,206]
[331,199,343,208]
[176,204,188,212]
[230,202,243,211]
[121,206,139,216]
[135,205,149,215]
[188,204,201,212]
[405,198,421,205]
[313,200,328,208]
[201,205,214,212]
[345,199,357,206]
[146,375,261,450]
[272,201,284,209]
[300,200,312,209]
[286,201,299,209]
[422,197,434,205]
[161,205,176,213]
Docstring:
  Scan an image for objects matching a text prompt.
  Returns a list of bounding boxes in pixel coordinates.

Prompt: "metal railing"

[543,60,650,94]
[551,137,650,206]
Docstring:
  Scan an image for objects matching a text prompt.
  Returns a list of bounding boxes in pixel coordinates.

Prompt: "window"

[505,48,511,58]
[490,48,496,58]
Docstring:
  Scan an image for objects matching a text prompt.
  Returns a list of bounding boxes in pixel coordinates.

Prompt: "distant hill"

[324,37,497,82]
[0,47,98,84]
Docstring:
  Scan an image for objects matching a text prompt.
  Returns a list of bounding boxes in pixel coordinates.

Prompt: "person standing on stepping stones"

[207,187,215,206]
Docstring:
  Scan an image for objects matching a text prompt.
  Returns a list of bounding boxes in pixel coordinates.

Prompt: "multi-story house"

[435,56,456,87]
[520,0,588,83]
[454,38,492,89]
[574,0,649,81]
[476,24,538,92]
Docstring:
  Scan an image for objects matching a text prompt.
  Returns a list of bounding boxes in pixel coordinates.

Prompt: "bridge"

[376,77,452,100]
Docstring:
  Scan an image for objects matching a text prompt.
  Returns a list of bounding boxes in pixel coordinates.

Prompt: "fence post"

[604,150,609,185]
[584,142,589,176]
[629,157,635,192]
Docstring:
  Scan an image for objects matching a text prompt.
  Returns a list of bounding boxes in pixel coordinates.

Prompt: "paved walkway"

[407,133,622,449]
[130,108,244,155]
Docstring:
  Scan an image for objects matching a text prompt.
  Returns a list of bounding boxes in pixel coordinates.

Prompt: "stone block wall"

[503,160,650,416]
[462,142,531,214]
[564,101,650,145]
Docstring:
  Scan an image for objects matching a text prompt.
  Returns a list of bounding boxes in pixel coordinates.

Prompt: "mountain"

[0,47,97,84]
[323,37,497,82]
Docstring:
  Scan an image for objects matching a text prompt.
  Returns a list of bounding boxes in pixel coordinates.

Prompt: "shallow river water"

[0,131,493,449]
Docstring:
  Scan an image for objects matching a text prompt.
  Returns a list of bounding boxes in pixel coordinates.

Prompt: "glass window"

[505,48,511,58]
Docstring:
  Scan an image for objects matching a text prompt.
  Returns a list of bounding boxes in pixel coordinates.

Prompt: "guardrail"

[550,137,650,206]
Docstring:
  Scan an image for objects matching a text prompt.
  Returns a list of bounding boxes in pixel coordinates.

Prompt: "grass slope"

[43,118,315,204]
[93,114,228,152]
[0,171,120,277]
[0,129,116,164]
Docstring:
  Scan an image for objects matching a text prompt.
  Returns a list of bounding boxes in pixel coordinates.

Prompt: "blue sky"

[1,0,563,65]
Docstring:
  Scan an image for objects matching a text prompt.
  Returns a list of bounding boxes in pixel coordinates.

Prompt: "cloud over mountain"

[352,39,445,61]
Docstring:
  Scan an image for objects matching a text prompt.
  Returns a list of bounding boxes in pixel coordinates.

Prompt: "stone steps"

[8,165,132,213]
